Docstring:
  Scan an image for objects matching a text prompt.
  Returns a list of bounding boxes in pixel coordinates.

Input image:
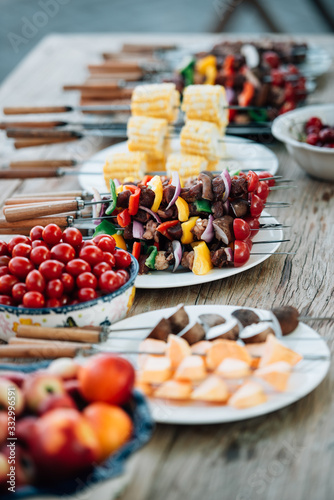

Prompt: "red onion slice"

[172,240,182,272]
[212,220,229,245]
[166,171,181,210]
[113,178,121,188]
[139,205,161,223]
[132,220,144,239]
[223,200,230,215]
[92,187,103,224]
[201,215,214,243]
[225,247,233,262]
[221,169,231,203]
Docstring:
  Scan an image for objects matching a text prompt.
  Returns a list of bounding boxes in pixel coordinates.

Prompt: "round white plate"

[78,137,279,194]
[299,45,332,79]
[136,211,283,289]
[102,304,330,425]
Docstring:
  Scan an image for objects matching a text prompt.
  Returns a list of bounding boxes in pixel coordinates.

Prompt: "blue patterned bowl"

[0,254,139,342]
[0,360,154,500]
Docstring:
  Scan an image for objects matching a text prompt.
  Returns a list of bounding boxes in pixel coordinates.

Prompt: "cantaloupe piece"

[154,380,192,400]
[216,357,251,379]
[245,343,266,369]
[191,375,229,403]
[259,334,302,368]
[255,361,292,392]
[174,355,207,381]
[229,381,267,409]
[166,334,191,370]
[135,380,154,397]
[139,356,172,384]
[138,339,167,368]
[191,341,212,355]
[206,339,252,371]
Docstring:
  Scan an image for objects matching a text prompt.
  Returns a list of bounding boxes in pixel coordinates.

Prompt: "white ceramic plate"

[136,211,283,289]
[78,137,279,194]
[101,304,330,425]
[299,45,332,79]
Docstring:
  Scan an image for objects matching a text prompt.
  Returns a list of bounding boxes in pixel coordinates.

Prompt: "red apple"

[47,358,79,380]
[23,372,65,413]
[0,370,27,388]
[2,444,36,487]
[0,378,25,416]
[64,379,87,410]
[37,393,76,415]
[16,416,38,448]
[0,413,7,446]
[0,452,10,489]
[30,408,100,481]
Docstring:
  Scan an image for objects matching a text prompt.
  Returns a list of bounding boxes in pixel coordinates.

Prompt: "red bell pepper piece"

[132,241,141,261]
[153,241,160,251]
[140,175,153,186]
[128,188,141,216]
[117,208,131,228]
[238,81,255,107]
[157,220,179,240]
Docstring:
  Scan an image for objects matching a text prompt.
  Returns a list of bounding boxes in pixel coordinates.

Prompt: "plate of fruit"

[102,304,330,425]
[0,354,153,499]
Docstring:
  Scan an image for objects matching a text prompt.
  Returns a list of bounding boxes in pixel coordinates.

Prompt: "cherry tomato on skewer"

[246,171,259,192]
[255,181,270,201]
[249,193,264,218]
[234,241,250,268]
[258,172,275,187]
[233,219,251,241]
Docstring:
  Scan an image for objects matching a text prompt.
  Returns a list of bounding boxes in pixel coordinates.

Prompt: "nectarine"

[23,372,65,413]
[0,378,24,416]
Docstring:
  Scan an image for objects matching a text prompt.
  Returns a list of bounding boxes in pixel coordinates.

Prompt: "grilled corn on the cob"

[180,119,225,161]
[181,85,229,131]
[127,116,168,160]
[166,153,208,180]
[131,83,180,122]
[103,152,147,186]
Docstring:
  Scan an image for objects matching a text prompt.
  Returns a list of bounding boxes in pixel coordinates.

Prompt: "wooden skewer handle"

[0,168,60,179]
[5,197,76,205]
[7,129,80,139]
[9,337,91,348]
[63,83,121,91]
[3,106,72,115]
[10,160,76,168]
[14,138,78,149]
[88,61,141,72]
[4,200,78,222]
[12,190,84,198]
[0,120,67,129]
[0,344,80,359]
[0,216,70,229]
[16,325,101,343]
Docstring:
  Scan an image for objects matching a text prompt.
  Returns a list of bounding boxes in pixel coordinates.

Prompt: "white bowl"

[272,104,334,181]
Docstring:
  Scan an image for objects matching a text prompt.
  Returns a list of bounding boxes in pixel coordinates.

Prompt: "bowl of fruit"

[0,224,139,342]
[0,354,154,499]
[272,104,334,181]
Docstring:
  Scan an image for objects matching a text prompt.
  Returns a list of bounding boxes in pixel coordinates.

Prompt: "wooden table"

[1,34,334,500]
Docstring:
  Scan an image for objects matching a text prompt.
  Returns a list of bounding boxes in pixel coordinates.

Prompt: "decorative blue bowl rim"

[0,253,139,316]
[0,360,154,499]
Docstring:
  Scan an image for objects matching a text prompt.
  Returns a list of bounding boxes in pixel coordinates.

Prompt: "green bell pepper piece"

[194,199,212,213]
[93,219,117,237]
[145,246,158,270]
[105,179,117,215]
[179,56,195,86]
[248,109,268,123]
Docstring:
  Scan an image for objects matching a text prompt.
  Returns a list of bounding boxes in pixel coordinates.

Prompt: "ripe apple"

[0,378,25,416]
[64,379,87,410]
[37,393,76,415]
[2,444,36,487]
[83,402,133,461]
[47,358,79,380]
[16,416,38,449]
[78,354,135,406]
[23,372,65,413]
[30,408,100,481]
[0,413,7,446]
[0,370,27,388]
[0,452,10,489]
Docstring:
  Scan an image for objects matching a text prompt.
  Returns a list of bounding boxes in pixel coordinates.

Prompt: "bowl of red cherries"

[0,225,138,342]
[272,104,334,181]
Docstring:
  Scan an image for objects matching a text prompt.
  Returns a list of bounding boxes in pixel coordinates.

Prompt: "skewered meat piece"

[154,251,170,271]
[180,183,203,203]
[232,308,260,327]
[181,251,195,270]
[163,184,176,205]
[272,306,299,335]
[138,254,150,275]
[142,220,159,242]
[180,322,206,345]
[198,172,214,201]
[213,216,234,244]
[123,224,133,240]
[147,318,171,341]
[210,248,228,268]
[212,201,225,218]
[139,186,155,208]
[157,206,178,220]
[167,222,183,240]
[231,199,249,218]
[168,305,189,334]
[117,190,131,208]
[134,209,151,224]
[199,314,226,329]
[212,176,226,201]
[191,218,208,240]
[230,177,248,198]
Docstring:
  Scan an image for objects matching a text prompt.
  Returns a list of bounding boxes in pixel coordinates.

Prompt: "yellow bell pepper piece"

[112,233,127,251]
[175,197,189,222]
[192,241,213,275]
[204,65,217,85]
[181,217,199,244]
[116,185,123,194]
[148,175,163,212]
[196,55,217,75]
[124,176,135,183]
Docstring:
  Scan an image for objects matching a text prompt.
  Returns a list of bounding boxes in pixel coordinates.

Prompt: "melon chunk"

[206,339,252,371]
[255,361,292,391]
[154,380,192,400]
[191,375,229,403]
[135,380,153,397]
[166,334,191,370]
[259,334,302,368]
[229,381,267,409]
[139,356,172,384]
[138,339,167,368]
[174,355,207,381]
[216,357,251,379]
[191,341,212,355]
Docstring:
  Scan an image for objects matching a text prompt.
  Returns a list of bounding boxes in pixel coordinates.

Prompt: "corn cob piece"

[166,153,208,181]
[146,157,166,173]
[131,83,180,122]
[182,85,229,131]
[127,116,168,160]
[180,119,226,161]
[103,152,147,186]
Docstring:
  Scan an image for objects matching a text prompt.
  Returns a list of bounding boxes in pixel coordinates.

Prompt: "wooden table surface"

[0,34,334,500]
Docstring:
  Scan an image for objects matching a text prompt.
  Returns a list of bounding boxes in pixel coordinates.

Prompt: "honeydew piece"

[216,357,251,379]
[174,355,207,381]
[154,380,192,400]
[229,381,267,409]
[166,334,191,370]
[255,361,292,392]
[191,375,229,403]
[259,334,303,368]
[139,356,172,384]
[206,339,252,371]
[191,340,212,355]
